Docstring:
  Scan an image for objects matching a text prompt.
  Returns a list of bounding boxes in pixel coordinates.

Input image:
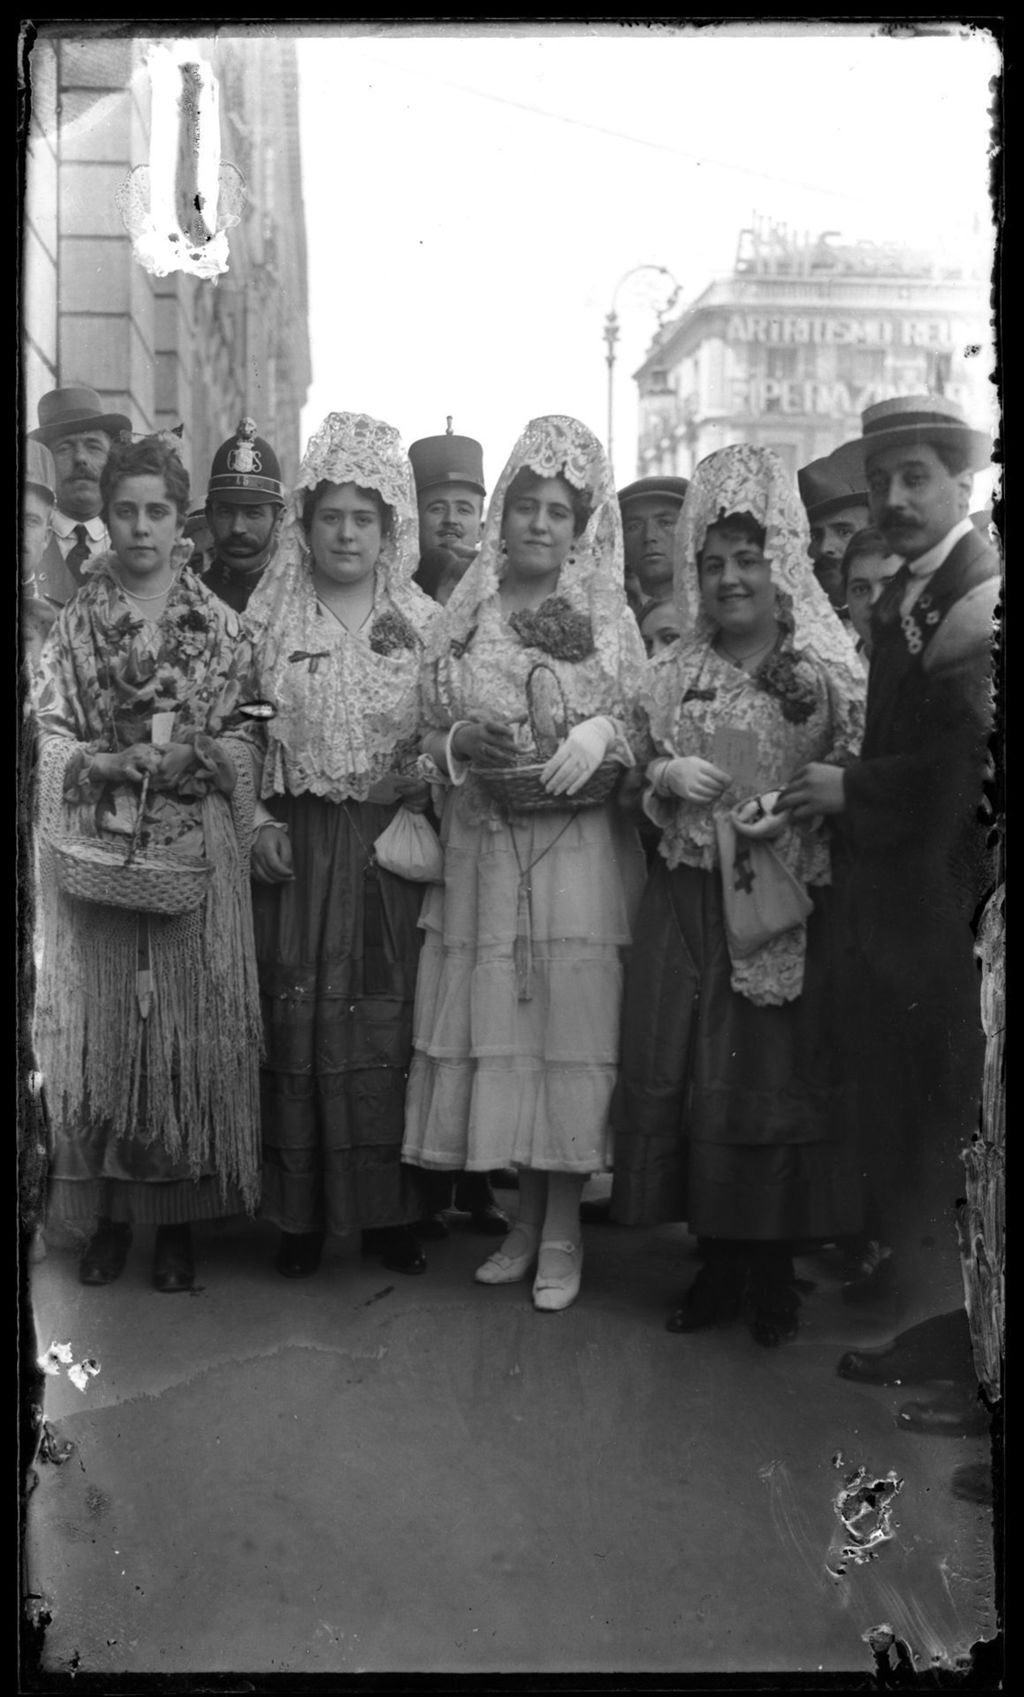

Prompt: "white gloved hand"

[663,755,731,804]
[541,716,616,797]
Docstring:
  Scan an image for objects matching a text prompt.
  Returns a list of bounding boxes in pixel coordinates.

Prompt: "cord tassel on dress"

[514,873,534,1002]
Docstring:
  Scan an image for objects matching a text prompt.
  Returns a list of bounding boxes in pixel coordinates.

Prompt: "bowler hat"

[206,417,285,505]
[30,385,132,446]
[617,476,689,507]
[830,394,991,481]
[408,434,486,497]
[797,455,870,525]
[23,438,57,503]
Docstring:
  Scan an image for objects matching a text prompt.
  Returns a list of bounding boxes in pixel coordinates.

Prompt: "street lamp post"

[604,264,681,474]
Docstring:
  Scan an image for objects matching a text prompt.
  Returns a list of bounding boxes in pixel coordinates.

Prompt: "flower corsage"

[507,595,595,662]
[369,608,420,657]
[754,647,819,725]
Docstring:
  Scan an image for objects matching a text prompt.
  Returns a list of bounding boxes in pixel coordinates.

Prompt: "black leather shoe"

[837,1310,975,1387]
[666,1264,742,1333]
[412,1212,450,1241]
[469,1202,511,1236]
[896,1394,991,1438]
[153,1224,195,1293]
[79,1220,133,1286]
[362,1227,427,1275]
[750,1290,800,1348]
[579,1198,615,1225]
[275,1230,325,1278]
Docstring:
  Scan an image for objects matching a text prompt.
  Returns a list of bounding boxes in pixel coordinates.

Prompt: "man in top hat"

[780,395,1000,1433]
[28,385,132,608]
[408,423,486,607]
[197,418,286,613]
[617,476,689,611]
[21,438,59,667]
[797,453,872,616]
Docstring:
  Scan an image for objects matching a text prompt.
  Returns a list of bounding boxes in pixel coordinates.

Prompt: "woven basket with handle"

[49,773,210,914]
[471,662,621,815]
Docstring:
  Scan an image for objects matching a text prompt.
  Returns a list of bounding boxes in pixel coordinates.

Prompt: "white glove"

[662,755,731,805]
[541,716,616,796]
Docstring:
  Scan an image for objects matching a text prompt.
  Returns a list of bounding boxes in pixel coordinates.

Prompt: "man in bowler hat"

[28,385,132,608]
[197,418,286,613]
[781,395,1000,1433]
[797,453,872,615]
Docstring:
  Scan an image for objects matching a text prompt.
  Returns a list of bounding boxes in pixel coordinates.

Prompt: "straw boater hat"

[797,454,869,525]
[617,475,689,508]
[23,438,57,503]
[206,417,285,505]
[829,394,992,482]
[408,425,486,497]
[29,385,132,447]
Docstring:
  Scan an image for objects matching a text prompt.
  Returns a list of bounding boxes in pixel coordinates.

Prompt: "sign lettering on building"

[724,314,974,350]
[731,378,971,418]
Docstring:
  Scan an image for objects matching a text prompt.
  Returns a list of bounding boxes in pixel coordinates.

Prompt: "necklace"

[113,574,175,602]
[717,630,777,668]
[317,592,375,635]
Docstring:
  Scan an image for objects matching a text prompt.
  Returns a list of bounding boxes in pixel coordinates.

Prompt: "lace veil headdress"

[670,441,864,697]
[245,412,437,800]
[430,414,629,673]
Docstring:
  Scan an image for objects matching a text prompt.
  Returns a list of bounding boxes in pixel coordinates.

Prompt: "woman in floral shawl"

[32,434,263,1292]
[610,444,867,1345]
[401,415,648,1312]
[245,412,440,1280]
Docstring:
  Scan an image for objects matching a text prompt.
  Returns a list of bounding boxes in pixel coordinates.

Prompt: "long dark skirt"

[610,860,862,1242]
[253,793,429,1236]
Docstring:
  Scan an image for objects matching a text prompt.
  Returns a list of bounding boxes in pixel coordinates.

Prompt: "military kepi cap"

[829,394,991,482]
[206,417,285,504]
[23,437,57,503]
[797,455,870,525]
[617,475,689,507]
[409,431,486,497]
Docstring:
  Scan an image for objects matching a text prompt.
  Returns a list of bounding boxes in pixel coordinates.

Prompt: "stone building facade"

[21,28,311,499]
[633,220,994,481]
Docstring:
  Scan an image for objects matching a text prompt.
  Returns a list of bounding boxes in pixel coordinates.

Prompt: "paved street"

[24,1182,996,1679]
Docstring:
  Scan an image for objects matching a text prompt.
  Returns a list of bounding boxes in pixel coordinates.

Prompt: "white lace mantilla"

[244,412,439,800]
[644,443,866,1006]
[421,415,647,812]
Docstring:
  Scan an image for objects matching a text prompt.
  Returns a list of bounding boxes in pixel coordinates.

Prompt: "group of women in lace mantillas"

[31,414,869,1337]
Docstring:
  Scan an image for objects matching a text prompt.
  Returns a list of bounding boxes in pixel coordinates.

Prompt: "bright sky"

[295,22,1000,491]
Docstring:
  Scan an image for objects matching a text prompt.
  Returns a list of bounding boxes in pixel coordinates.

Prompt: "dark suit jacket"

[34,531,90,609]
[843,525,999,985]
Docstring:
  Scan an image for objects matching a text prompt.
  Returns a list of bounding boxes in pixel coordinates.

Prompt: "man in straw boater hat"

[797,452,872,617]
[780,394,1001,1438]
[196,417,287,613]
[408,420,487,606]
[406,422,510,1238]
[28,384,132,609]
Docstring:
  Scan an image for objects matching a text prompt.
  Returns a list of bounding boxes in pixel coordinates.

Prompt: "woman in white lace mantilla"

[245,412,440,1280]
[610,443,867,1345]
[401,415,648,1313]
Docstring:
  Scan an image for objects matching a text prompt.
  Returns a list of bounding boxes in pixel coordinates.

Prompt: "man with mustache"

[780,395,1000,1436]
[28,385,132,608]
[198,418,286,613]
[797,453,871,618]
[409,425,486,607]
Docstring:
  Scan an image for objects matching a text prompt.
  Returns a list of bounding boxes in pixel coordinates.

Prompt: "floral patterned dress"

[32,557,264,1224]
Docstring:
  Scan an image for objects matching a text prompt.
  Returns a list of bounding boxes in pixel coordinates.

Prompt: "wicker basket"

[49,834,211,915]
[471,662,622,815]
